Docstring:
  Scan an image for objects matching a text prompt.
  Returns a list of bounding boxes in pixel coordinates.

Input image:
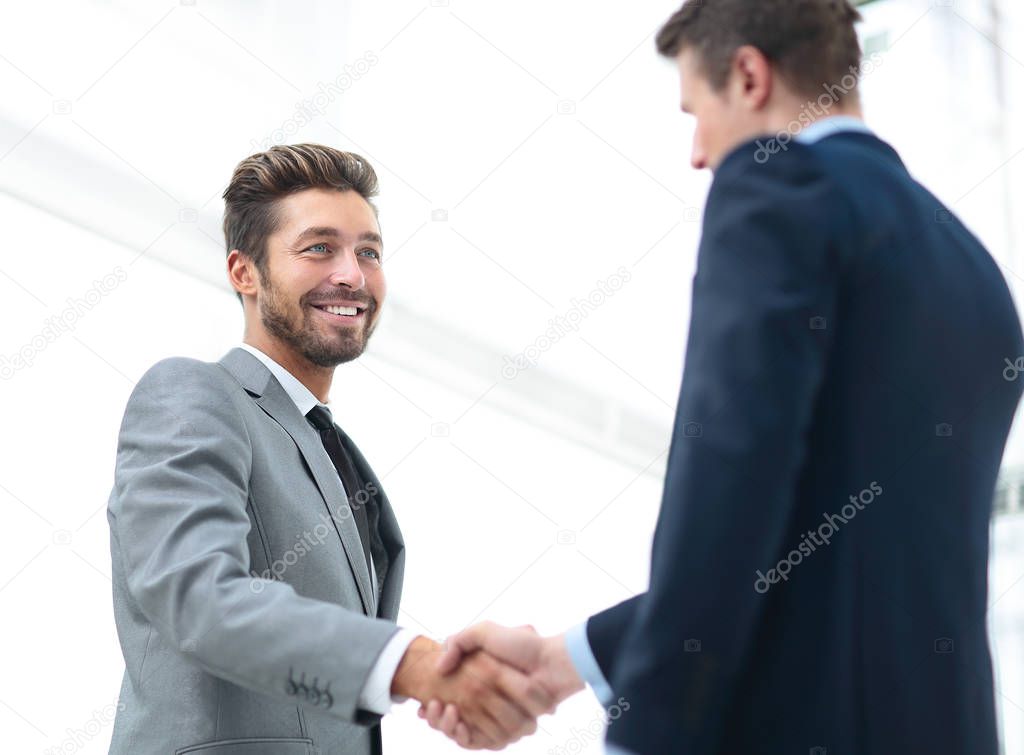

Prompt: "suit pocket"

[175,736,314,754]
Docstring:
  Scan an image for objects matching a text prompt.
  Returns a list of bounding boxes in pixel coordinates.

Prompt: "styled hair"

[222,144,379,304]
[656,0,863,101]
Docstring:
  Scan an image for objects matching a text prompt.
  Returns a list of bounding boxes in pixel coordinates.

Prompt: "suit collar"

[815,129,906,166]
[236,342,325,417]
[219,345,274,398]
[795,115,873,144]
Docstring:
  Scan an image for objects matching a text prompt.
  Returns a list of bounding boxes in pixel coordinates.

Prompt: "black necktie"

[306,405,374,578]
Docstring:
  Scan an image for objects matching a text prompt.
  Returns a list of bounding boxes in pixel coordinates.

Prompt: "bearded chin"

[304,315,378,367]
[259,288,377,368]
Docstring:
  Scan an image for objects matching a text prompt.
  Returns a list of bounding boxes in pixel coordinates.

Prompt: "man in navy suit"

[428,0,1024,753]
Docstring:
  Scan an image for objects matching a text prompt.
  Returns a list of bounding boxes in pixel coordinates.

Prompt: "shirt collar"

[238,342,328,419]
[795,116,874,145]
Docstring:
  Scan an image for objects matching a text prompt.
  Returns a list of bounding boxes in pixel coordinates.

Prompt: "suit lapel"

[218,347,376,616]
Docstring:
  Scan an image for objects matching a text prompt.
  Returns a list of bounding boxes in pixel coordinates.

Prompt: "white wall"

[1,1,1022,753]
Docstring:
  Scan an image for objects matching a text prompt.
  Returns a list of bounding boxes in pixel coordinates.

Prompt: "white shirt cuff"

[358,627,419,715]
[565,620,615,707]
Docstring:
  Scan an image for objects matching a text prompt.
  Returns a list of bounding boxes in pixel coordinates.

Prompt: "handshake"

[390,622,585,750]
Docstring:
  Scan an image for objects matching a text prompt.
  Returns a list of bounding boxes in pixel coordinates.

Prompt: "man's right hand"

[391,635,555,750]
[419,623,586,745]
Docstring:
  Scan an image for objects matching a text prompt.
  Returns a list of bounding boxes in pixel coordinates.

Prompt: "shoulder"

[709,137,836,208]
[704,136,858,250]
[135,356,226,392]
[117,356,253,454]
[126,356,242,419]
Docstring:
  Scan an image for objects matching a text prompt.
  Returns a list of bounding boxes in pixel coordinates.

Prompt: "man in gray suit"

[106,144,552,754]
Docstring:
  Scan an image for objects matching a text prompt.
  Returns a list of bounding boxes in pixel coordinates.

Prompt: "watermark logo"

[249,51,380,151]
[755,481,883,593]
[753,52,884,164]
[501,267,632,379]
[547,696,631,755]
[1,266,128,380]
[249,482,378,590]
[44,700,126,755]
[1004,357,1024,381]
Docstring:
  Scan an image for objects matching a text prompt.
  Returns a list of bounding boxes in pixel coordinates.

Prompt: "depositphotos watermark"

[547,696,631,755]
[249,482,377,590]
[753,51,885,164]
[501,267,632,379]
[1003,356,1024,381]
[754,481,883,594]
[1,266,128,380]
[249,51,379,151]
[44,700,126,755]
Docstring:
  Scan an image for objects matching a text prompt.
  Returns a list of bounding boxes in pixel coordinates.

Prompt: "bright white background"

[1,0,1023,753]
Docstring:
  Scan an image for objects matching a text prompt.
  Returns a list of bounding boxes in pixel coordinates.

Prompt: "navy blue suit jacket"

[593,131,1023,754]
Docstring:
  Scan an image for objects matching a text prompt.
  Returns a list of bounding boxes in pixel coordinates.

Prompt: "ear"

[730,45,774,110]
[227,248,259,298]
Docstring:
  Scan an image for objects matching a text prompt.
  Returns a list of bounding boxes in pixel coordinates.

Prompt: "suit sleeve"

[586,595,642,680]
[606,146,850,751]
[108,357,400,725]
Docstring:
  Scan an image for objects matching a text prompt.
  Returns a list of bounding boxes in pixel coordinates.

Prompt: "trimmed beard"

[257,267,378,367]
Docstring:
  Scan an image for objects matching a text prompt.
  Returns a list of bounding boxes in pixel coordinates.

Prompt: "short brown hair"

[656,0,863,100]
[222,143,379,304]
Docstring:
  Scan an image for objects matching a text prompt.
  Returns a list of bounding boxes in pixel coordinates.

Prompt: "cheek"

[694,121,713,153]
[276,277,304,307]
[276,274,315,313]
[693,121,707,146]
[369,268,386,303]
[701,110,724,144]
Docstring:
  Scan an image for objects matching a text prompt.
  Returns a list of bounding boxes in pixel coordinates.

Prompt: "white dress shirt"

[238,342,417,715]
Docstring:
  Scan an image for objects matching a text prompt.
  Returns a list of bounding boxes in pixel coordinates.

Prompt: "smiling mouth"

[311,303,367,322]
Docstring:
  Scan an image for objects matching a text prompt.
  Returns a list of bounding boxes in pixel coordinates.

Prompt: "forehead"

[272,187,380,240]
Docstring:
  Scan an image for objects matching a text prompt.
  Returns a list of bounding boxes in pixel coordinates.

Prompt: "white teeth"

[321,305,358,316]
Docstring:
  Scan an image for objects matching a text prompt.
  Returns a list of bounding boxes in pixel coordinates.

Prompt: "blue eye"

[306,243,329,253]
[359,249,381,260]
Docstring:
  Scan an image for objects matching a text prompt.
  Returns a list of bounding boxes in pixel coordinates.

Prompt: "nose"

[328,247,365,290]
[690,136,707,171]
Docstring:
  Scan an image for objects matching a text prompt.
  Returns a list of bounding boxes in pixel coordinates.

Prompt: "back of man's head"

[657,0,863,104]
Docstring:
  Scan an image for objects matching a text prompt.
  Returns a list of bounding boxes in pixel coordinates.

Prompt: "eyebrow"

[292,226,383,246]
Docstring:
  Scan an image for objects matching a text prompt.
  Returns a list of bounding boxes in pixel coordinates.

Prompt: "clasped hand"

[393,623,584,750]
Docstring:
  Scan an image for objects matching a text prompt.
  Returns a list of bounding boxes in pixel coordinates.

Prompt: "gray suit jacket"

[107,347,405,754]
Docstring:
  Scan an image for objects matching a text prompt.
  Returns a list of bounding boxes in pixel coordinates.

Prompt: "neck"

[813,103,864,122]
[243,331,334,404]
[767,99,864,136]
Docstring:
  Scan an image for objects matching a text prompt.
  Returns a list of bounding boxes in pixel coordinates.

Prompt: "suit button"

[286,667,300,696]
